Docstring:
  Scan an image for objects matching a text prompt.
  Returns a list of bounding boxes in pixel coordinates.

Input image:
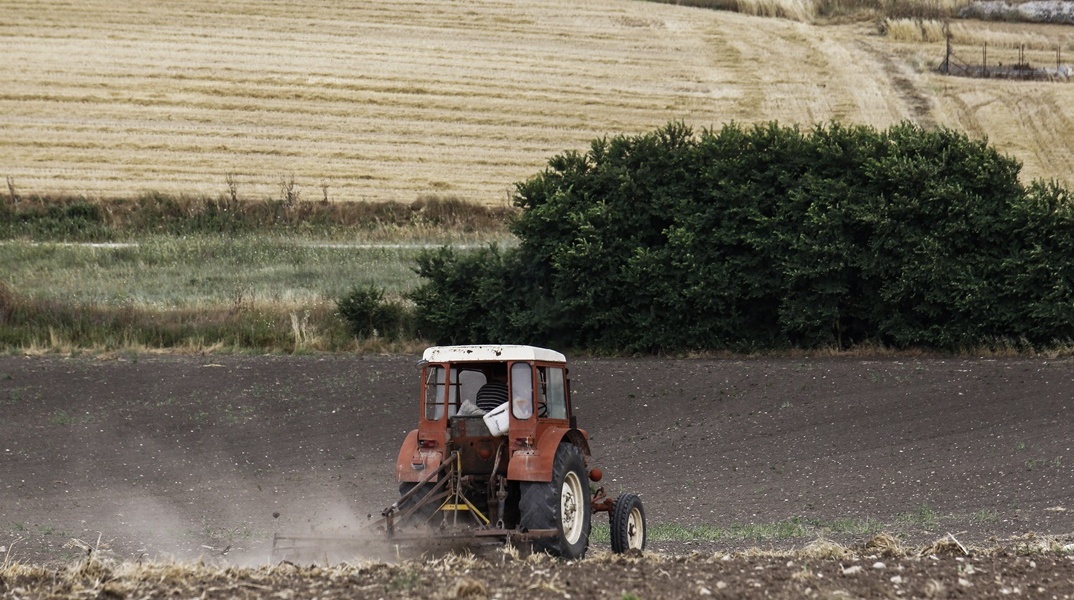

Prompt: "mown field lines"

[3,0,1073,204]
[0,0,911,204]
[0,0,734,202]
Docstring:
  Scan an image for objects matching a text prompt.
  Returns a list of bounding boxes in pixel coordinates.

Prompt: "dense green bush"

[410,245,561,344]
[0,199,113,240]
[336,284,414,340]
[0,193,514,241]
[411,121,1074,352]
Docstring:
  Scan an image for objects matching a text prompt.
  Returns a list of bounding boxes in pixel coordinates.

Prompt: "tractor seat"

[475,381,509,411]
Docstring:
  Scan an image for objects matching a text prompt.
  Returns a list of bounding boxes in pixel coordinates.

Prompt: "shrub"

[409,246,544,345]
[411,121,1074,353]
[337,284,413,340]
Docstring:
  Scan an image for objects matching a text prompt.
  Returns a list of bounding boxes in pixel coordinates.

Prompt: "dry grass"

[862,532,907,557]
[3,534,1070,598]
[3,0,1074,203]
[0,280,429,354]
[884,17,1074,50]
[1008,532,1074,555]
[798,537,854,559]
[920,533,970,556]
[2,0,763,204]
[736,0,819,22]
[649,0,971,21]
[875,19,1074,186]
[883,17,950,42]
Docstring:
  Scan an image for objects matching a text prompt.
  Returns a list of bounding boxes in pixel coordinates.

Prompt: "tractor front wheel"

[610,493,646,553]
[519,443,591,559]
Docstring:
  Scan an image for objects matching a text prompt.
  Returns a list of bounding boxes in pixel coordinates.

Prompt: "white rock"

[873,561,886,569]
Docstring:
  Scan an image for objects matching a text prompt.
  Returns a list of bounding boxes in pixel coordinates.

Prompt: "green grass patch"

[0,232,515,352]
[0,286,371,353]
[0,235,511,307]
[894,504,938,529]
[969,509,1000,524]
[4,387,26,405]
[1024,457,1064,471]
[0,192,513,352]
[47,409,95,426]
[592,515,884,543]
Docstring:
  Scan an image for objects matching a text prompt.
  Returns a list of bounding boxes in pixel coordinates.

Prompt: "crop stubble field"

[3,0,1074,205]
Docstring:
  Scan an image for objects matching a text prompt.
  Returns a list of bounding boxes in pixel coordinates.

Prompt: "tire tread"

[610,492,646,553]
[519,443,591,558]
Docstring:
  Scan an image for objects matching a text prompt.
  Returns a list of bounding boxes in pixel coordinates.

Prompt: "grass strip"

[591,516,885,544]
[0,233,520,353]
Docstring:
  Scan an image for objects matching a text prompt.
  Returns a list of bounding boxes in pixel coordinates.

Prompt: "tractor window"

[510,362,533,420]
[455,368,487,408]
[424,365,446,421]
[541,367,567,420]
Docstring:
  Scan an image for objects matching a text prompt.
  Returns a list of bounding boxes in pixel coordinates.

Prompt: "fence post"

[943,24,951,74]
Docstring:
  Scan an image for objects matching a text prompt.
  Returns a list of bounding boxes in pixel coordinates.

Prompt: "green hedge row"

[0,193,513,241]
[410,121,1074,352]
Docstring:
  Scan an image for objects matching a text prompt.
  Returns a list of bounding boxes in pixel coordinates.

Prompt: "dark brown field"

[1,354,1072,598]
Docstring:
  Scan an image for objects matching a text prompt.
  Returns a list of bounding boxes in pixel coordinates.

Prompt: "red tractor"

[385,344,645,558]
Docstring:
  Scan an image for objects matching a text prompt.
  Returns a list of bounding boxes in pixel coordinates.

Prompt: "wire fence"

[938,29,1073,80]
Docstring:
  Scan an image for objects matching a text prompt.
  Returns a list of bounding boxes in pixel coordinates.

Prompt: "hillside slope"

[1,0,1071,203]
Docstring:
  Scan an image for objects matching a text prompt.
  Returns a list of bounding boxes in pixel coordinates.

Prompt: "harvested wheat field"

[3,0,1073,204]
[2,354,1073,597]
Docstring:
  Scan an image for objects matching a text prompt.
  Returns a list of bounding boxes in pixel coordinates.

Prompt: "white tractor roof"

[422,345,566,364]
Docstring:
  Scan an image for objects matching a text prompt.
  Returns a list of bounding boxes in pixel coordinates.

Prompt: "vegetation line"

[0,192,515,242]
[0,240,505,250]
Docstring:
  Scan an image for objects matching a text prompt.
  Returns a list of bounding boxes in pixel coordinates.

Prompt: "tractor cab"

[398,345,581,484]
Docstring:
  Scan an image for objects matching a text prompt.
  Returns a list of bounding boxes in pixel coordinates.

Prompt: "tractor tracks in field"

[856,38,936,129]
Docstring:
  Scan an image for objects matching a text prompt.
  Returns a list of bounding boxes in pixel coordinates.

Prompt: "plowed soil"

[2,354,1073,598]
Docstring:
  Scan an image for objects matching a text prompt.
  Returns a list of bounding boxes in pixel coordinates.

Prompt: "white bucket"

[482,402,509,437]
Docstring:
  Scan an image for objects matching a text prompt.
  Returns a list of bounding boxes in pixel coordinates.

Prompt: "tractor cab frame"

[398,345,589,491]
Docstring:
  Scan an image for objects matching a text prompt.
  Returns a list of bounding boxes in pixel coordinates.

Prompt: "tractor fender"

[395,429,443,483]
[507,427,591,482]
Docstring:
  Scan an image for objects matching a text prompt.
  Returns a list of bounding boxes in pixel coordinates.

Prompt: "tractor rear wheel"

[610,493,646,553]
[519,443,591,559]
